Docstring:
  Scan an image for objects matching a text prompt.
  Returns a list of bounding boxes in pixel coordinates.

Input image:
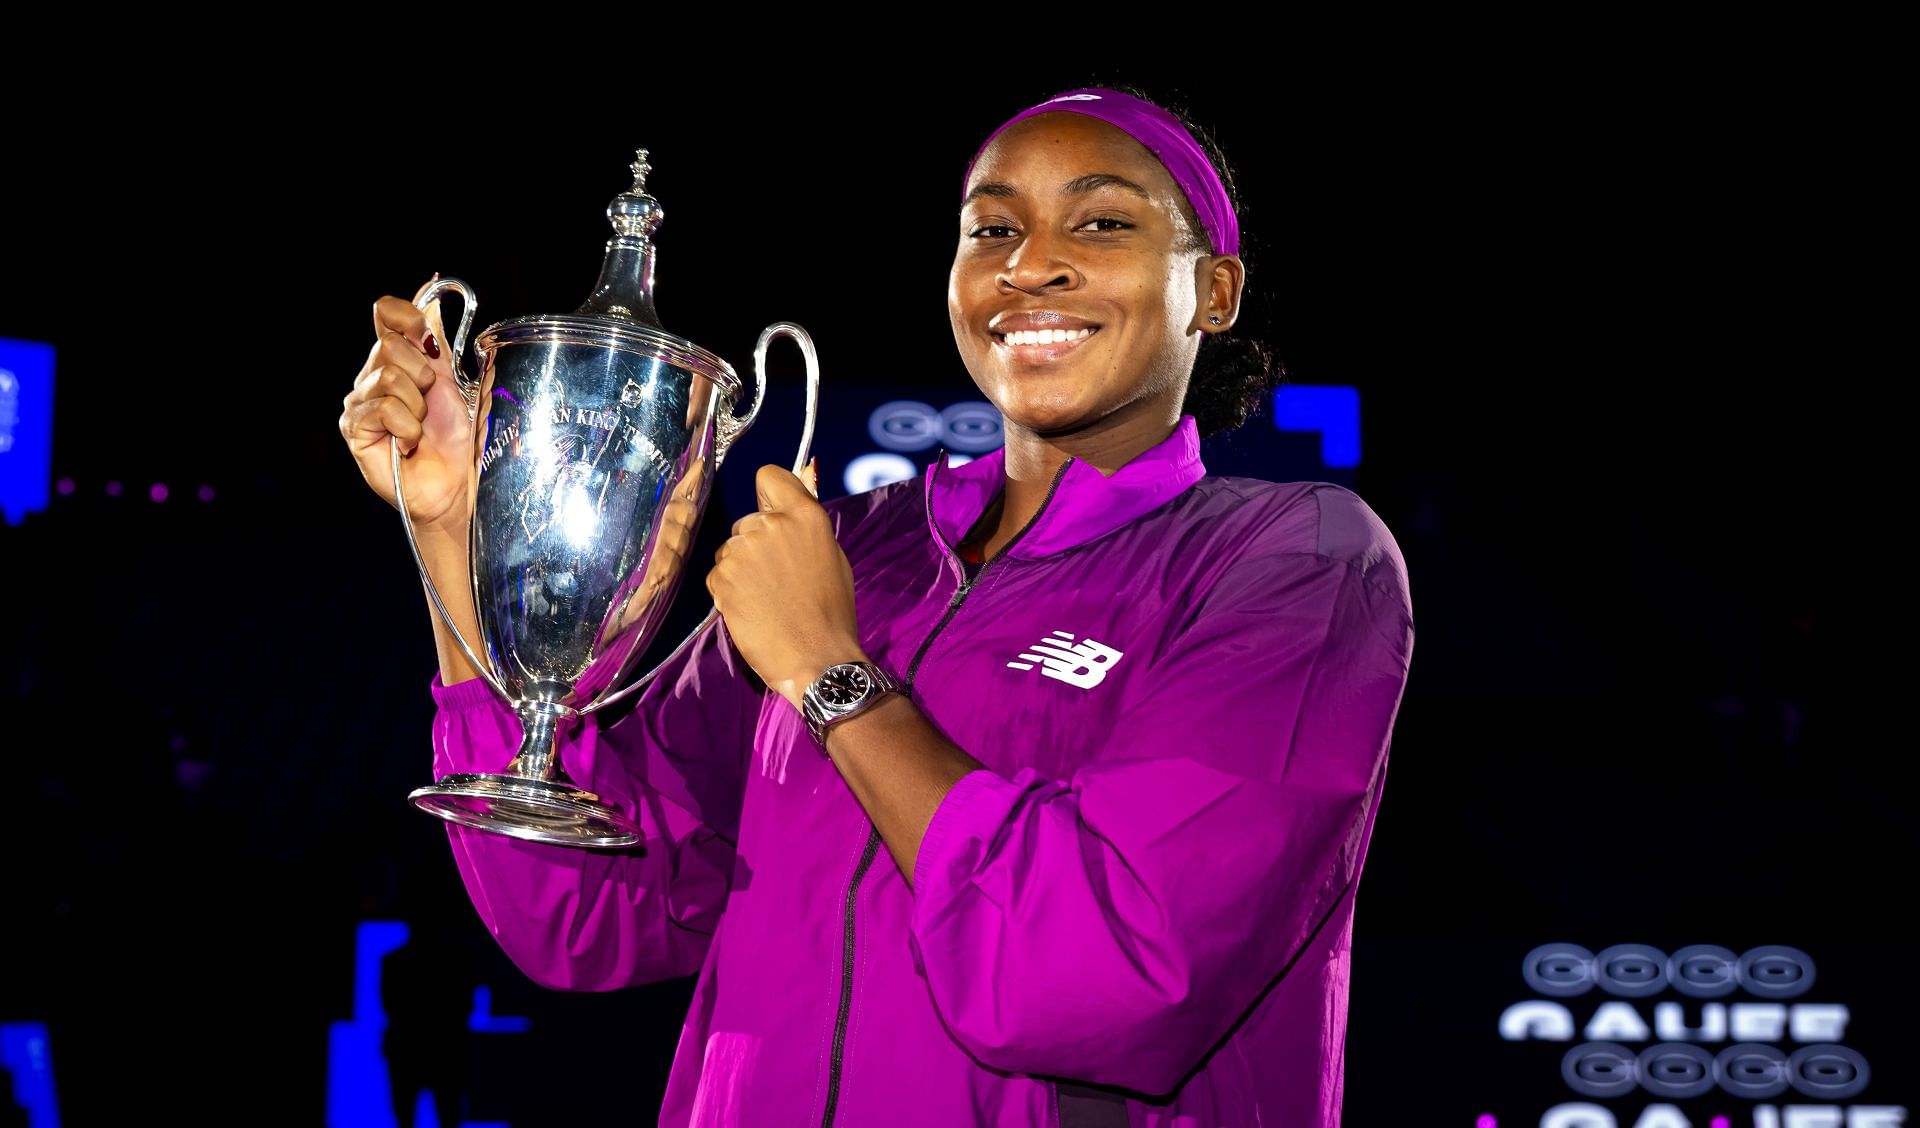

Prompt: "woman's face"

[949,111,1234,442]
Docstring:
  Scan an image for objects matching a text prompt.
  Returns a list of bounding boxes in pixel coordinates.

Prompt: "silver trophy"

[396,149,817,849]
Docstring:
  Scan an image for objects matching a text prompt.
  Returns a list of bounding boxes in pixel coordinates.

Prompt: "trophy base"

[410,773,643,849]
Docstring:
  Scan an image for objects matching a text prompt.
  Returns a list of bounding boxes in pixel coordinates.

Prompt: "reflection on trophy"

[395,149,818,849]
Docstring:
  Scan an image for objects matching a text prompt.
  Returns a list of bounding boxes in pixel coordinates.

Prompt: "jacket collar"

[924,414,1206,561]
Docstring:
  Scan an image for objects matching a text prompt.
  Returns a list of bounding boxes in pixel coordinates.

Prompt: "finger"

[731,512,766,537]
[377,328,437,392]
[341,394,421,453]
[341,390,385,441]
[754,463,814,512]
[801,456,819,498]
[338,399,363,445]
[350,357,423,412]
[373,292,430,350]
[370,397,424,454]
[370,360,427,417]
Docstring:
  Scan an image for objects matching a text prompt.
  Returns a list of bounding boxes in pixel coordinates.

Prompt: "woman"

[340,83,1415,1127]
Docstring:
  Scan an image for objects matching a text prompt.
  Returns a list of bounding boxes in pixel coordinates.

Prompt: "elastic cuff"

[910,767,1003,898]
[430,670,500,712]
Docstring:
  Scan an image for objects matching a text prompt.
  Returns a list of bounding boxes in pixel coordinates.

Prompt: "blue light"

[467,986,531,1034]
[326,921,408,1127]
[0,1021,60,1128]
[0,338,56,525]
[1271,384,1361,469]
[843,452,919,494]
[326,921,530,1128]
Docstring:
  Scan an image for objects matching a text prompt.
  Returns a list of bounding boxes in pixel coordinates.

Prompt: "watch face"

[820,665,873,708]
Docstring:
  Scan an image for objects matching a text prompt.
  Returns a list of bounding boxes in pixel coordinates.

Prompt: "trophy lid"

[475,149,741,394]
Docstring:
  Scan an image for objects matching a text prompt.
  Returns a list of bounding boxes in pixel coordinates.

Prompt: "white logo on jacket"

[1007,631,1124,689]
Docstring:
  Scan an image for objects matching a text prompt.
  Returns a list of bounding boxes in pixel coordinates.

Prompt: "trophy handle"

[392,276,510,701]
[417,275,483,414]
[580,322,822,716]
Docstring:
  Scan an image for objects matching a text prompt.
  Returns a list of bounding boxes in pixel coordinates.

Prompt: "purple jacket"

[429,413,1415,1126]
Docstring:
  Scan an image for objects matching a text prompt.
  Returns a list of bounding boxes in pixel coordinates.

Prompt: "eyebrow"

[961,172,1154,209]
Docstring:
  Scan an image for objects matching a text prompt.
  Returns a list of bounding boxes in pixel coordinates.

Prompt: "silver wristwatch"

[801,661,902,746]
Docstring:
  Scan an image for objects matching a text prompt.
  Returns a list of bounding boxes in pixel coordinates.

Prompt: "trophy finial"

[608,147,664,241]
[578,148,666,325]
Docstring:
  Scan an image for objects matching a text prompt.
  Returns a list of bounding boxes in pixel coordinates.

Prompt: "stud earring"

[1208,315,1223,325]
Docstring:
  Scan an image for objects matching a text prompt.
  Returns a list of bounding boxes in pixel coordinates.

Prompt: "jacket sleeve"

[431,611,763,992]
[906,543,1414,1094]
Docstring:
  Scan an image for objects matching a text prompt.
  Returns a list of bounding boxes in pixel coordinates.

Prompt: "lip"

[990,325,1101,365]
[987,310,1104,366]
[989,310,1102,335]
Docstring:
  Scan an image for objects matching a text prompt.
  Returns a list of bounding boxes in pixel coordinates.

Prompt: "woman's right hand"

[339,276,474,535]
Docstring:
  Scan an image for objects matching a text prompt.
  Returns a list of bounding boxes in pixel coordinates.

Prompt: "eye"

[965,217,1133,240]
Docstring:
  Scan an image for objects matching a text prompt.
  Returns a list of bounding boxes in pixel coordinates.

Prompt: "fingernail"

[422,332,441,360]
[430,271,441,283]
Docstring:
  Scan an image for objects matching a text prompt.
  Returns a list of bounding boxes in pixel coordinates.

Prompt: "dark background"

[1,54,1904,1125]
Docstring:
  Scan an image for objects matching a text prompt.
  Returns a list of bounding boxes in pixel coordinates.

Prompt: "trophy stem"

[408,689,643,849]
[505,698,570,782]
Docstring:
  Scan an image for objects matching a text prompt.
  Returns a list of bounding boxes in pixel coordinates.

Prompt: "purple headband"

[961,86,1239,257]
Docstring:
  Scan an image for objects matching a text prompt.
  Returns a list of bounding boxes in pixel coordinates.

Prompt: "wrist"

[821,690,912,757]
[415,516,470,554]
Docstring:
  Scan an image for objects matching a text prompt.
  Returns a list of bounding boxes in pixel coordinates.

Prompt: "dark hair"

[1025,79,1286,439]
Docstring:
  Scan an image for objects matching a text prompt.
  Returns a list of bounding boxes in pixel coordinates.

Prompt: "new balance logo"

[1006,631,1125,689]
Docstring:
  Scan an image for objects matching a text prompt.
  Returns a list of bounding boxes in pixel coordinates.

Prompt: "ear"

[1188,253,1246,335]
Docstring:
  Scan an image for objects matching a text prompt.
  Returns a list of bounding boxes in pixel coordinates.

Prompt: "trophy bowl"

[395,150,817,849]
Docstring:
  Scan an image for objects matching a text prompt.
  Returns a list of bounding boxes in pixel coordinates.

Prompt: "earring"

[1208,315,1223,325]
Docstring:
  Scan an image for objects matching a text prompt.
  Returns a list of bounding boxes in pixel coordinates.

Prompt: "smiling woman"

[945,83,1283,561]
[953,116,1223,438]
[365,81,1413,1128]
[957,82,1279,430]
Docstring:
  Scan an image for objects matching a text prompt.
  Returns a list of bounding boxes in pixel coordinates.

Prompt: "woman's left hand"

[708,461,869,711]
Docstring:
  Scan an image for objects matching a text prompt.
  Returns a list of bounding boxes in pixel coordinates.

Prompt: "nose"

[996,225,1082,295]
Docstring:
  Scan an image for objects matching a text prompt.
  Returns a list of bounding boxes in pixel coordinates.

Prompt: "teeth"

[999,327,1096,346]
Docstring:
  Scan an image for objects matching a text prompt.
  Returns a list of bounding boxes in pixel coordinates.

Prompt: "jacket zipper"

[819,829,881,1128]
[819,453,1073,1128]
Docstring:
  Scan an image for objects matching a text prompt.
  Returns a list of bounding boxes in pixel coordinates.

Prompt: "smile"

[991,326,1101,363]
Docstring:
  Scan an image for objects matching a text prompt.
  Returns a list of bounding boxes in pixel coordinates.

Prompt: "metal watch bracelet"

[803,661,902,746]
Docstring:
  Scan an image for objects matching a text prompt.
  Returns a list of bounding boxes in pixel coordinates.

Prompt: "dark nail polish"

[422,332,441,360]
